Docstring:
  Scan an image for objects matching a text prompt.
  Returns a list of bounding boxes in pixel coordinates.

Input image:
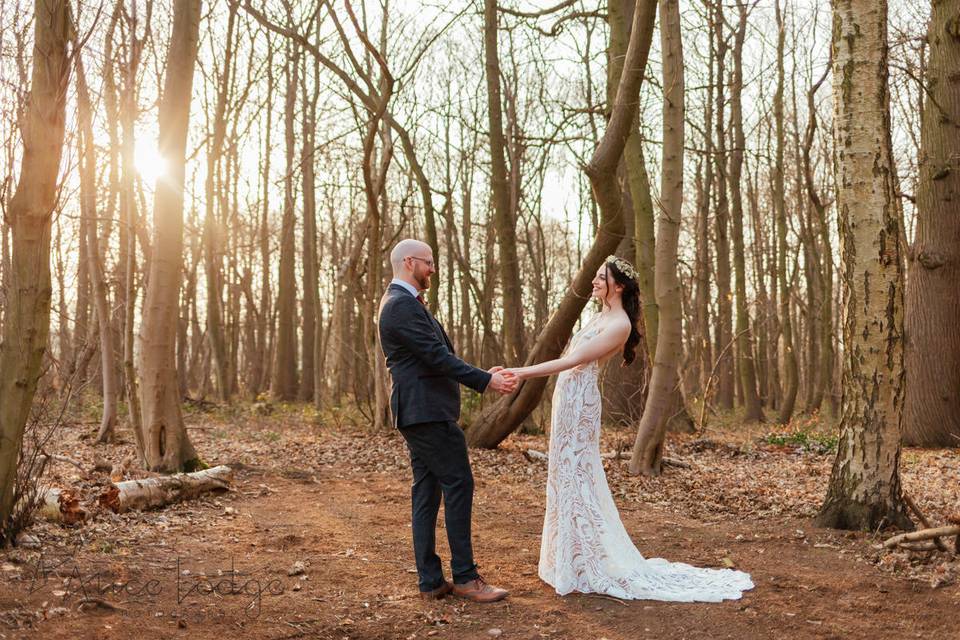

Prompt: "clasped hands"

[486,366,520,395]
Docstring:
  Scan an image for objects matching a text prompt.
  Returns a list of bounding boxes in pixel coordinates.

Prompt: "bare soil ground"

[2,404,959,639]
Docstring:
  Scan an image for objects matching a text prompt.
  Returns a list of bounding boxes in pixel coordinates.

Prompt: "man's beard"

[415,269,430,291]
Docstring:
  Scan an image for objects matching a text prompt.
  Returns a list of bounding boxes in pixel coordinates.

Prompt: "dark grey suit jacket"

[378,283,491,428]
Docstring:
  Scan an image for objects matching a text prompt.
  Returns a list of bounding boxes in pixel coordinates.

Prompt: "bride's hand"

[503,367,527,380]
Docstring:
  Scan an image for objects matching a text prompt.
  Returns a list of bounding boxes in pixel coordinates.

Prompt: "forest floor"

[1,401,959,640]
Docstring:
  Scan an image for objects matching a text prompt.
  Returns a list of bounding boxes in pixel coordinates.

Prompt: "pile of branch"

[884,495,960,553]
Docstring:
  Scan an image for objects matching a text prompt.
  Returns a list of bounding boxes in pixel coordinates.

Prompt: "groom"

[378,239,514,603]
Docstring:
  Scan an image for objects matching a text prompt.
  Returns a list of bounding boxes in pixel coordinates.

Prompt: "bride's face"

[591,265,622,303]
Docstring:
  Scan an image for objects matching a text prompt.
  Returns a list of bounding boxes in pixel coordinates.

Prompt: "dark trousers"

[399,420,479,591]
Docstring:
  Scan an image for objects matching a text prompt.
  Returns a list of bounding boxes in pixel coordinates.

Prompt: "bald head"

[390,239,436,292]
[390,239,432,274]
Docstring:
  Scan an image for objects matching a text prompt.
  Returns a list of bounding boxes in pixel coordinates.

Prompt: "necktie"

[416,293,426,306]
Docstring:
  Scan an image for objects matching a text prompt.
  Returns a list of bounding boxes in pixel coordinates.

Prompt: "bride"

[504,256,754,602]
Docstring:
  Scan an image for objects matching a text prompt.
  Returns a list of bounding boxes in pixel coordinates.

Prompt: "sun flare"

[134,140,166,184]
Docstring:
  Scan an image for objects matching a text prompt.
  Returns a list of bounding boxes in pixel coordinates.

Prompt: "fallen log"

[34,488,86,524]
[524,449,548,463]
[98,465,233,513]
[884,525,960,549]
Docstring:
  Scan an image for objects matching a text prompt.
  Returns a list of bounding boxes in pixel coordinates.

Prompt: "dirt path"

[1,413,957,639]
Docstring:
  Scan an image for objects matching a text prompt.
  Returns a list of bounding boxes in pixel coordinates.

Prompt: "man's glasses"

[407,256,435,268]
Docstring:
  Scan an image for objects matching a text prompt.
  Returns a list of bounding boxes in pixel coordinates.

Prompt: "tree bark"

[467,0,658,448]
[0,0,72,536]
[484,0,526,365]
[711,0,734,410]
[629,0,684,476]
[728,0,763,422]
[137,0,202,473]
[774,0,798,424]
[902,0,960,446]
[300,54,319,403]
[272,40,300,400]
[203,2,237,402]
[816,0,911,531]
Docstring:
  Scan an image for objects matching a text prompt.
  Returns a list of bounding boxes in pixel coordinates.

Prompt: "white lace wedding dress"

[538,314,755,602]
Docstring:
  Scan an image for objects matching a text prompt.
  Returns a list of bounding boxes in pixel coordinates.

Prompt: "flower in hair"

[605,255,639,284]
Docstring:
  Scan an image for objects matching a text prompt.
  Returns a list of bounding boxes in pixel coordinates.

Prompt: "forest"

[0,0,957,638]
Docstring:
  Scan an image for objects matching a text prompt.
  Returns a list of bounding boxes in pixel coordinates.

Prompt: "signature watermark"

[20,546,287,619]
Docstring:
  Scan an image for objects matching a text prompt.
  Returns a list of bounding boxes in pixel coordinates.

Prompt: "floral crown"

[605,255,639,284]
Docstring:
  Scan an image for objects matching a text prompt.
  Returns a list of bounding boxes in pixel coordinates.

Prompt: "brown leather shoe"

[452,576,509,603]
[419,580,453,601]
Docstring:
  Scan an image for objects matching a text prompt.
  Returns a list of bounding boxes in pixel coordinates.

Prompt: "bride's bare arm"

[507,320,631,380]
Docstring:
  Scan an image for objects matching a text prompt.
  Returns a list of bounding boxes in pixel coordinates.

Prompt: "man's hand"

[487,368,518,395]
[488,365,504,374]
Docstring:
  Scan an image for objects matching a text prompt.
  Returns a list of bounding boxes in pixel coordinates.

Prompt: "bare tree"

[0,0,73,536]
[816,0,911,531]
[629,0,684,475]
[137,0,203,472]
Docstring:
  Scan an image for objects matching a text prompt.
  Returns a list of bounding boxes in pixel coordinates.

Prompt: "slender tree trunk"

[300,56,319,402]
[774,0,798,424]
[903,0,960,446]
[203,3,236,402]
[728,0,763,422]
[272,40,299,400]
[138,0,202,473]
[816,0,911,531]
[484,0,525,365]
[712,1,734,410]
[467,0,658,448]
[629,0,684,475]
[75,47,120,444]
[252,45,274,399]
[0,0,72,538]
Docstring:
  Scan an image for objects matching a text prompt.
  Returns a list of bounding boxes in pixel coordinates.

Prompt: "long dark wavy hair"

[602,259,642,366]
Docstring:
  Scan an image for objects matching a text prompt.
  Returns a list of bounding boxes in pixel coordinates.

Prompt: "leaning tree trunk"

[815,0,911,531]
[0,0,72,537]
[902,0,960,447]
[138,0,202,473]
[466,0,659,449]
[629,0,684,476]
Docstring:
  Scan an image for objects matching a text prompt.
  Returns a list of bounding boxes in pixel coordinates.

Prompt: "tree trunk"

[712,0,734,410]
[138,0,202,473]
[484,0,525,366]
[272,40,300,400]
[629,0,684,476]
[728,0,763,422]
[203,3,237,402]
[774,0,798,425]
[467,0,658,448]
[300,55,319,402]
[902,0,960,447]
[0,0,72,537]
[816,0,911,531]
[75,47,119,443]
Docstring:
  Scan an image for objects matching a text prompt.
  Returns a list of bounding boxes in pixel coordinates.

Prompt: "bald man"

[378,239,513,603]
